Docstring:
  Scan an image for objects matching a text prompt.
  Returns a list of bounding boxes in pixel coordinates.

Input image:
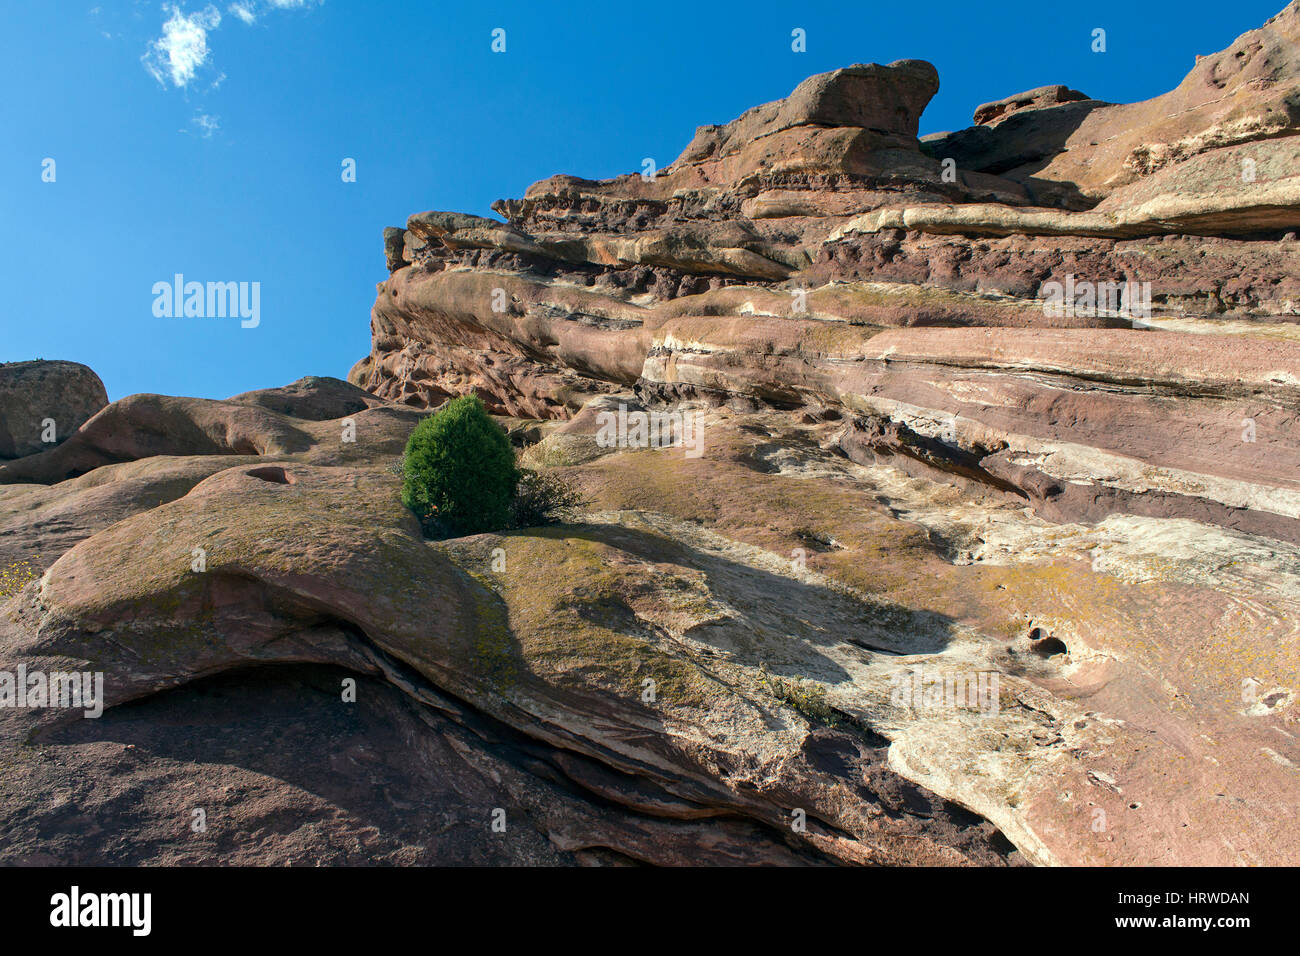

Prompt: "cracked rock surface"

[4,3,1300,866]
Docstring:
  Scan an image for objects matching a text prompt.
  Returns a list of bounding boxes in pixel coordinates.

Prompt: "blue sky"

[1,0,1288,400]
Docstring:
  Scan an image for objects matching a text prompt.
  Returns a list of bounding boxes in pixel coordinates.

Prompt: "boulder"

[972,85,1090,125]
[0,360,108,459]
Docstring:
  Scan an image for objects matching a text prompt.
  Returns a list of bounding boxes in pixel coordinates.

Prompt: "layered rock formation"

[3,4,1300,867]
[932,4,1300,207]
[0,375,1021,865]
[355,4,1300,547]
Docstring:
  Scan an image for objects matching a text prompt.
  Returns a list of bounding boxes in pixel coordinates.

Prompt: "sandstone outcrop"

[341,2,1300,864]
[0,378,1023,865]
[0,361,108,460]
[928,1,1300,205]
[971,85,1091,127]
[355,3,1300,546]
[3,4,1300,867]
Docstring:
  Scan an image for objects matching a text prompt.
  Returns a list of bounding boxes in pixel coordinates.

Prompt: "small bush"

[511,469,589,527]
[759,664,840,727]
[402,395,519,536]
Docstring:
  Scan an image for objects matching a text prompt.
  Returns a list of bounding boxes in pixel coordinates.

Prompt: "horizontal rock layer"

[4,4,1300,867]
[341,2,1300,864]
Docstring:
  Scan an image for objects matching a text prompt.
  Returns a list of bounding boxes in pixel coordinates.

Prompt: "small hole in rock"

[1030,635,1068,658]
[247,466,295,485]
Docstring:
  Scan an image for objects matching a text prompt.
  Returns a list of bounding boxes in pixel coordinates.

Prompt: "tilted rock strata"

[340,3,1300,864]
[4,5,1300,867]
[929,2,1300,203]
[5,378,1295,865]
[354,4,1300,548]
[0,379,1024,865]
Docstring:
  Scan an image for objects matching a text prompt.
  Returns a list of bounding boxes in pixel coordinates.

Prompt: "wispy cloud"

[227,0,322,26]
[189,112,221,138]
[141,5,222,89]
[227,2,256,25]
[142,1,322,90]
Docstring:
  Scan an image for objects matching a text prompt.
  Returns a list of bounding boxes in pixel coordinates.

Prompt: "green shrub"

[402,395,519,536]
[511,469,589,527]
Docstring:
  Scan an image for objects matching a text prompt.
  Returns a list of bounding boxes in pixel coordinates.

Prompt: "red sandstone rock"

[5,4,1300,870]
[0,360,108,460]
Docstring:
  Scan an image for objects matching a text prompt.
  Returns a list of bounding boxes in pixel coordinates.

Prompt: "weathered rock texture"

[354,4,1300,547]
[4,5,1300,867]
[971,85,1092,127]
[941,5,1300,203]
[341,2,1300,864]
[0,361,108,460]
[0,378,1023,866]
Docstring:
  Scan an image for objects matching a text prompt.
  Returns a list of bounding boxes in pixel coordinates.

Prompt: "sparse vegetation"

[759,664,840,726]
[510,468,589,528]
[401,397,590,537]
[0,560,39,601]
[402,395,519,536]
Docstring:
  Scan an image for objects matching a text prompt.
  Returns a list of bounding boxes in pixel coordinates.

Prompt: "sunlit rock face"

[4,5,1300,867]
[0,361,108,460]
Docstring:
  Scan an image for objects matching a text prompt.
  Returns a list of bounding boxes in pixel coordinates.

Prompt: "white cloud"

[190,113,220,138]
[143,0,322,117]
[229,0,321,22]
[142,5,222,88]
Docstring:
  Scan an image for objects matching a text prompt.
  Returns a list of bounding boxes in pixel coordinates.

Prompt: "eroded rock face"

[4,5,1300,868]
[334,2,1300,865]
[2,378,1295,866]
[0,361,108,460]
[354,3,1300,546]
[0,378,1025,866]
[0,376,393,486]
[971,85,1091,127]
[929,1,1300,205]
